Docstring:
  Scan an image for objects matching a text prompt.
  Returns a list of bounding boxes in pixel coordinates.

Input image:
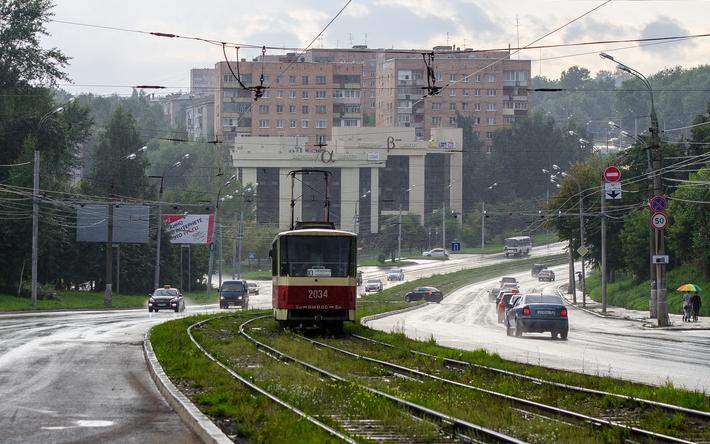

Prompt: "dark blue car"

[505,294,568,339]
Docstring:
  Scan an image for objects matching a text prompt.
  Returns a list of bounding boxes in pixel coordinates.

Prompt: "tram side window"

[283,236,352,277]
[271,240,278,275]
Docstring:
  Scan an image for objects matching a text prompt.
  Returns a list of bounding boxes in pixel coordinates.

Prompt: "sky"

[43,0,710,96]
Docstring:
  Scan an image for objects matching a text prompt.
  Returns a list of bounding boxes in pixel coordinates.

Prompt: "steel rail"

[352,333,710,421]
[186,316,358,444]
[295,333,695,444]
[240,316,525,444]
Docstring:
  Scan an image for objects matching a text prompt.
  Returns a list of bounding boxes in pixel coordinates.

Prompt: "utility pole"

[397,202,402,260]
[442,204,446,250]
[600,178,607,314]
[31,148,40,306]
[481,201,485,249]
[105,199,114,307]
[650,109,669,326]
[568,238,577,301]
[154,177,164,289]
[237,211,244,279]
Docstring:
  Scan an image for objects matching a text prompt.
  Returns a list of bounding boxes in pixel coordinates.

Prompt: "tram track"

[188,314,524,443]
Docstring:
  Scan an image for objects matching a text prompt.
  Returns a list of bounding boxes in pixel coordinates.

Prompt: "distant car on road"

[364,278,383,292]
[538,269,556,282]
[505,293,568,339]
[404,286,443,303]
[148,285,185,313]
[423,248,449,258]
[219,280,249,309]
[499,276,518,287]
[386,268,405,281]
[496,291,516,323]
[531,264,547,277]
[247,282,259,295]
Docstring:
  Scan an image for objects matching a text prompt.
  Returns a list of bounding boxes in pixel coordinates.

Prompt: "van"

[531,264,547,277]
[219,280,249,309]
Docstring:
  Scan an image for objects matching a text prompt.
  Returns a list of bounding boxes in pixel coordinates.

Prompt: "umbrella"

[676,284,702,293]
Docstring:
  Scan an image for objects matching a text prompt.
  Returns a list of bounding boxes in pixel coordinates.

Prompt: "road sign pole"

[600,178,607,314]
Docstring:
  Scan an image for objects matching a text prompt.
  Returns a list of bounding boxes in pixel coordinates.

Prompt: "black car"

[404,286,443,303]
[148,286,185,313]
[220,280,249,309]
[505,294,568,339]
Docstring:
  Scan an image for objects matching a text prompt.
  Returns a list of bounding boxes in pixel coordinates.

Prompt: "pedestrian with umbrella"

[677,284,702,322]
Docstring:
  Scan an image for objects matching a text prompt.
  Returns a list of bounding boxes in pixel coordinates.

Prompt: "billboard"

[162,214,214,244]
[76,204,150,243]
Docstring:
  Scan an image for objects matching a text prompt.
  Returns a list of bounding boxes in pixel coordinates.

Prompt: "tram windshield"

[281,235,355,278]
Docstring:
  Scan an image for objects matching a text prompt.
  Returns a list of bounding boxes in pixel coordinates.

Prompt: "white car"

[423,248,449,258]
[386,268,404,281]
[364,279,384,292]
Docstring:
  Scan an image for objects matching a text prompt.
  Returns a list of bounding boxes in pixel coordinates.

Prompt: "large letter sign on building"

[162,214,215,244]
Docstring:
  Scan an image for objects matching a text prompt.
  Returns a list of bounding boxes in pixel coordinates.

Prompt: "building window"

[316,75,326,85]
[289,104,296,113]
[316,119,327,128]
[474,103,481,111]
[289,119,296,128]
[462,89,469,96]
[514,101,528,110]
[301,119,309,128]
[449,102,456,111]
[449,73,456,81]
[462,102,469,111]
[315,134,326,145]
[343,119,359,127]
[302,75,309,84]
[277,90,283,98]
[302,105,309,114]
[276,75,283,84]
[474,89,481,96]
[432,116,442,126]
[488,116,496,125]
[473,117,481,124]
[449,116,456,125]
[487,89,496,97]
[302,90,309,99]
[289,75,296,84]
[449,88,456,97]
[259,119,269,128]
[486,131,494,139]
[276,119,284,128]
[488,73,496,82]
[475,74,481,82]
[276,104,284,113]
[503,101,513,109]
[487,103,497,111]
[504,116,515,124]
[432,102,441,111]
[316,105,326,114]
[259,104,269,113]
[316,90,326,99]
[462,74,469,83]
[289,90,296,99]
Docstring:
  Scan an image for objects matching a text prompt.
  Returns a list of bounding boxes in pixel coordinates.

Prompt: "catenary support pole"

[481,201,485,249]
[601,179,607,313]
[31,149,40,306]
[105,200,113,307]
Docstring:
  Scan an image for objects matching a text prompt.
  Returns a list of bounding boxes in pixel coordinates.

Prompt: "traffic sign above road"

[603,166,621,182]
[649,195,668,212]
[650,212,668,230]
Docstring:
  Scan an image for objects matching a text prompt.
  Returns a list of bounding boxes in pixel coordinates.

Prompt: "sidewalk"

[557,284,710,331]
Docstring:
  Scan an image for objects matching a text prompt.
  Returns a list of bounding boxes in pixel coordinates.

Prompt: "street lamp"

[542,164,560,205]
[561,171,586,306]
[353,190,371,234]
[207,174,237,294]
[482,182,497,249]
[600,52,666,325]
[147,153,190,289]
[31,99,73,305]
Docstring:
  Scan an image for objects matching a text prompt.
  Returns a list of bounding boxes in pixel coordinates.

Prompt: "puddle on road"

[41,419,114,430]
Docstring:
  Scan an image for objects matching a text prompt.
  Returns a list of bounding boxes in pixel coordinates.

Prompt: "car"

[247,282,259,295]
[404,286,443,303]
[538,269,556,282]
[364,278,383,292]
[356,271,363,286]
[219,280,249,309]
[504,294,569,339]
[496,291,516,323]
[500,282,520,293]
[531,263,547,277]
[423,248,449,258]
[489,288,500,302]
[386,268,405,281]
[499,276,518,287]
[148,285,185,313]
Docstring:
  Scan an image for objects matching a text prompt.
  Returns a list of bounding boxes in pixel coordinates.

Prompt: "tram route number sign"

[650,212,668,230]
[649,195,668,213]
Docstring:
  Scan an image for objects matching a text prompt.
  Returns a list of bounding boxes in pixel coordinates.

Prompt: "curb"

[143,333,232,444]
[360,302,431,325]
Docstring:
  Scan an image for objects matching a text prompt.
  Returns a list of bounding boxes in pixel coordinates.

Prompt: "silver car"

[364,279,383,292]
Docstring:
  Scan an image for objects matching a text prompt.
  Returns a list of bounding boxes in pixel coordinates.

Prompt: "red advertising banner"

[161,214,214,244]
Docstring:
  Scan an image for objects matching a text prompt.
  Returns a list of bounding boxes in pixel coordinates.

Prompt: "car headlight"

[149,297,155,303]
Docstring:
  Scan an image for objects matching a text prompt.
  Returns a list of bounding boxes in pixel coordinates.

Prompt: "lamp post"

[482,182,497,249]
[207,174,236,294]
[353,190,370,234]
[600,52,666,326]
[31,100,73,305]
[561,171,586,306]
[541,164,560,206]
[148,154,190,289]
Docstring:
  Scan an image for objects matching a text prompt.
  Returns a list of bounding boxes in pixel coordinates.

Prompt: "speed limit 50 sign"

[650,212,668,230]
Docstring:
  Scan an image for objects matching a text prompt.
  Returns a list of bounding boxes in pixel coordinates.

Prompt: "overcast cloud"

[43,0,710,95]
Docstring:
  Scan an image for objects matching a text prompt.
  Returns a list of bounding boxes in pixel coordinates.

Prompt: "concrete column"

[370,167,379,233]
[340,167,359,232]
[408,155,425,222]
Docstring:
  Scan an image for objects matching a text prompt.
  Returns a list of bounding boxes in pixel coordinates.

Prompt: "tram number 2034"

[307,289,328,299]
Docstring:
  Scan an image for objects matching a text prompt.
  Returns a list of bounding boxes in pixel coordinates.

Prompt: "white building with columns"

[232,127,463,234]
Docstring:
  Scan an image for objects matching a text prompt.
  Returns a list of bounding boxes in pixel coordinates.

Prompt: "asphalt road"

[365,263,710,392]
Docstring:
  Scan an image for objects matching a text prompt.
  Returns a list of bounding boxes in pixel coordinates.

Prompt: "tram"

[270,170,357,330]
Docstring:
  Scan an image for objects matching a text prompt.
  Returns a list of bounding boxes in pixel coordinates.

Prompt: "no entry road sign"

[603,166,621,182]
